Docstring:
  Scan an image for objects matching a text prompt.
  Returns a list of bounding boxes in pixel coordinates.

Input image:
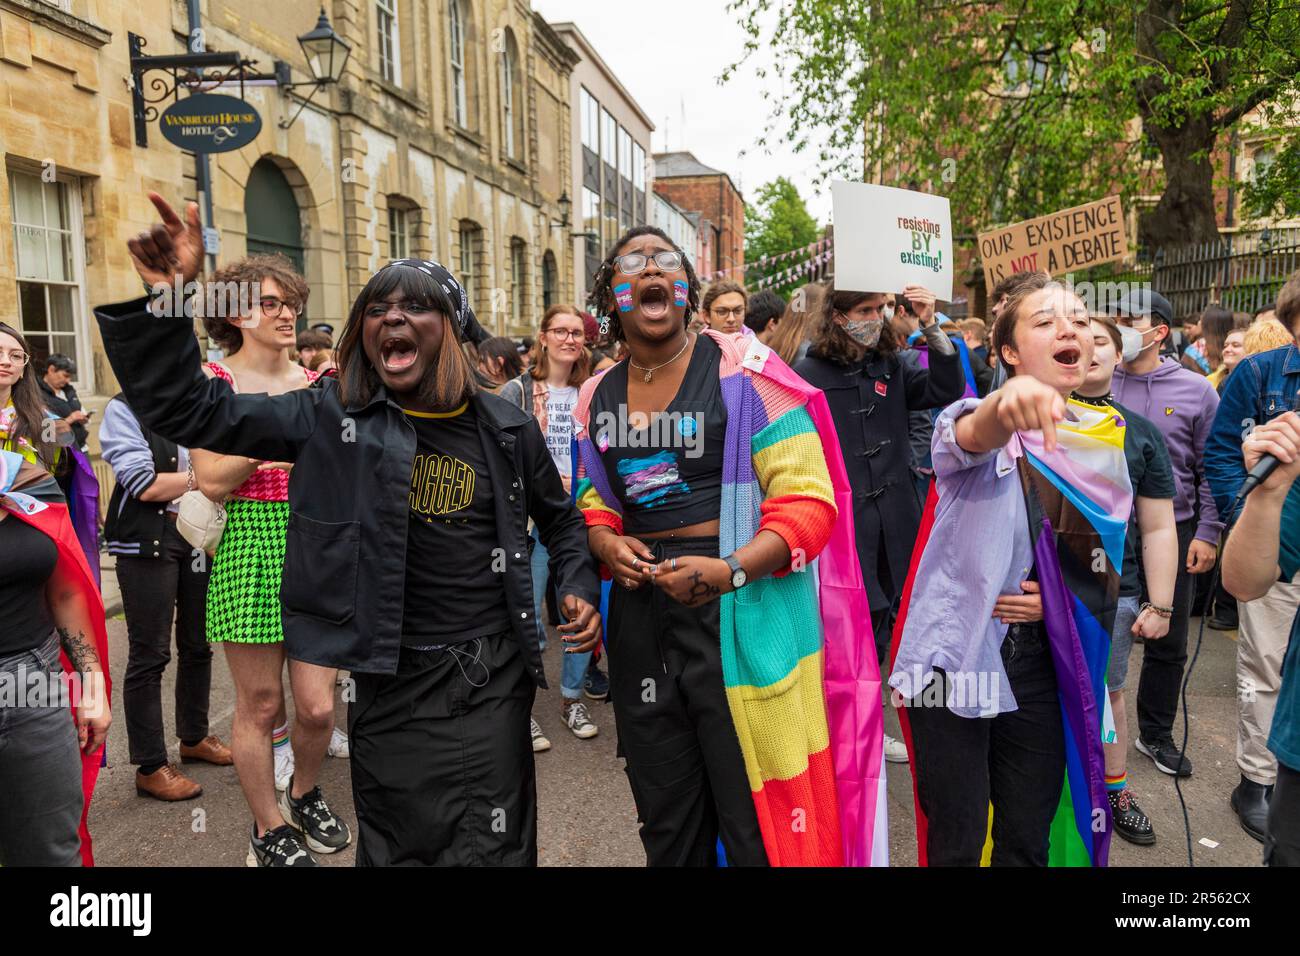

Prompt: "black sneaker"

[1207,613,1239,631]
[278,778,352,854]
[584,660,610,701]
[1135,736,1193,777]
[1108,788,1156,845]
[246,823,318,867]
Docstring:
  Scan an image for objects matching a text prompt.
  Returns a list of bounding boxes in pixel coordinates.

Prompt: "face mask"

[881,305,896,322]
[1118,324,1145,363]
[843,316,884,349]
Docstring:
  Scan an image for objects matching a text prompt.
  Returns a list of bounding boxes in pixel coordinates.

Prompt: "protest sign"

[978,196,1127,293]
[831,181,953,301]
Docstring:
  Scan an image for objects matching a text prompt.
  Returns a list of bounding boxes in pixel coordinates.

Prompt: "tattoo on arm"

[57,627,100,671]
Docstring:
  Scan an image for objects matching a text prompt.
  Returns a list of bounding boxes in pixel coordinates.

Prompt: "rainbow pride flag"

[893,399,1131,866]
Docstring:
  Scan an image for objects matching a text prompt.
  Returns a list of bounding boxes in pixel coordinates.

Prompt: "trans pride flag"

[893,399,1131,866]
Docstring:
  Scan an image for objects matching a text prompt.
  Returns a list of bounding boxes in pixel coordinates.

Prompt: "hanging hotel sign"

[159,93,262,154]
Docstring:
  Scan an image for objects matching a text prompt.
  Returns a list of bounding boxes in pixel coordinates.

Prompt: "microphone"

[1235,389,1300,501]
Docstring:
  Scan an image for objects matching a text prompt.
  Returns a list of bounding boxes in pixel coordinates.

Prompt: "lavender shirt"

[888,397,1034,717]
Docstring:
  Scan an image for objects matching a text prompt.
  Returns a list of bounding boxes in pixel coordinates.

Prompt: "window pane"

[581,89,596,151]
[15,223,49,279]
[18,281,48,332]
[583,188,600,256]
[47,285,75,334]
[48,231,72,282]
[602,110,616,166]
[618,127,631,178]
[10,171,45,225]
[633,144,646,190]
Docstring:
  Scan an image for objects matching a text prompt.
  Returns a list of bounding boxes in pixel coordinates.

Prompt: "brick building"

[651,150,744,282]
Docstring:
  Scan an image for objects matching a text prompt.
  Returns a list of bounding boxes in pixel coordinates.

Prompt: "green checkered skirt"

[206,498,288,644]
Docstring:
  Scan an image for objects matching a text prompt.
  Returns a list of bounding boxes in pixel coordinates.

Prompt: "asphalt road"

[88,613,1265,867]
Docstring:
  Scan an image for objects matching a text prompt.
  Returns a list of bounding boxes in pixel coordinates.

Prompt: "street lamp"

[279,7,352,129]
[557,192,572,230]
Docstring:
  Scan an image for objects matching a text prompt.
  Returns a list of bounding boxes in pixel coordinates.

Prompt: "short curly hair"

[588,226,700,341]
[202,254,310,354]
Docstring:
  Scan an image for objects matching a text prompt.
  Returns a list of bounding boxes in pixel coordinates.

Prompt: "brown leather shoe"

[180,735,234,766]
[135,764,203,801]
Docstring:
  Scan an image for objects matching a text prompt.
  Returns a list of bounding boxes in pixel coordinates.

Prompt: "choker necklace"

[1072,392,1112,407]
[629,335,690,383]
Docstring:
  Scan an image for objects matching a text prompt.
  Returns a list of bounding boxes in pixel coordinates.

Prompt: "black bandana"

[376,258,487,344]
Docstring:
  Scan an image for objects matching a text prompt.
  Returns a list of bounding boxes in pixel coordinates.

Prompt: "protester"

[745,289,787,343]
[700,279,748,335]
[795,284,965,763]
[1076,314,1178,845]
[100,193,600,866]
[1205,270,1300,843]
[306,348,337,375]
[1210,329,1247,392]
[500,305,600,745]
[575,225,884,866]
[767,281,825,365]
[1243,314,1291,356]
[1112,288,1222,779]
[100,395,230,800]
[1221,410,1300,866]
[0,323,60,470]
[38,354,90,452]
[295,329,331,370]
[891,274,1129,866]
[476,335,525,390]
[0,449,110,865]
[958,318,989,363]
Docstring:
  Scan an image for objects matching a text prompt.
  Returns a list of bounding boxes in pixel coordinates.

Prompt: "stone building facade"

[651,150,744,283]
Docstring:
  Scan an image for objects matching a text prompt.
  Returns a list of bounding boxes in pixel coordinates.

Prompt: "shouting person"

[96,193,600,867]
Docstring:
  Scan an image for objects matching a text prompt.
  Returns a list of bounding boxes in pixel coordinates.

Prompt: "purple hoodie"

[1112,356,1222,542]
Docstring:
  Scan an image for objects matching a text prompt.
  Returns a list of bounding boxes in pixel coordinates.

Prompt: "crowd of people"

[0,187,1297,869]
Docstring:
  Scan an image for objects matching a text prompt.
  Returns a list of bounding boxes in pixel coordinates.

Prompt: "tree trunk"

[1142,117,1223,248]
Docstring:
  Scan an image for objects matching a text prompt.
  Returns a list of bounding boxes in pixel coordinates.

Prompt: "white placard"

[831,181,953,301]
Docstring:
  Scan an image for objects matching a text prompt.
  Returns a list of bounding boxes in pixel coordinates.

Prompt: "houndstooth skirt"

[206,498,289,644]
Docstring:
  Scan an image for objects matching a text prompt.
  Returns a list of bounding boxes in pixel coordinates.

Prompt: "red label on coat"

[875,381,887,396]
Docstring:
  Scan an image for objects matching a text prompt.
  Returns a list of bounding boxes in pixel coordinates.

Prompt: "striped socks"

[272,722,290,751]
[1105,771,1127,793]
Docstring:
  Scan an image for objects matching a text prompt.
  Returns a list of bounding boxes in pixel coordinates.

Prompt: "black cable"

[1173,488,1247,867]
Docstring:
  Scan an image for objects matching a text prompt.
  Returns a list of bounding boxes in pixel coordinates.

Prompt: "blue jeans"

[531,530,590,700]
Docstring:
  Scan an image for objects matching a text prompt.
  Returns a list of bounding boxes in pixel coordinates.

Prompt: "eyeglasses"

[260,297,304,317]
[615,251,683,275]
[709,306,744,320]
[546,328,584,342]
[0,349,29,367]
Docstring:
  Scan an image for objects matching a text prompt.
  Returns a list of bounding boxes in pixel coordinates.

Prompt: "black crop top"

[0,514,59,657]
[588,334,727,535]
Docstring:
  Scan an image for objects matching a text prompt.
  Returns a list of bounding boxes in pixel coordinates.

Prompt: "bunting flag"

[891,400,1131,867]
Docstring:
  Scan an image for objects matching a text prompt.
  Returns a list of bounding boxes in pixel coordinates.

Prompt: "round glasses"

[615,251,683,275]
[0,349,29,367]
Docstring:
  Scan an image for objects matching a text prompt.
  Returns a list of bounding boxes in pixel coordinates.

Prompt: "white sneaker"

[883,733,909,764]
[273,743,295,792]
[530,716,551,753]
[562,700,598,739]
[328,727,350,759]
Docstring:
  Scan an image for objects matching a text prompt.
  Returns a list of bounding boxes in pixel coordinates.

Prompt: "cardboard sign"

[978,196,1127,293]
[831,181,954,301]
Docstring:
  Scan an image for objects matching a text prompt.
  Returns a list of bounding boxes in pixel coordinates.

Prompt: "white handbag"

[176,462,227,554]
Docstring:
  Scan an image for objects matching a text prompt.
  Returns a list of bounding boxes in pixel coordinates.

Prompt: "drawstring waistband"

[405,638,491,688]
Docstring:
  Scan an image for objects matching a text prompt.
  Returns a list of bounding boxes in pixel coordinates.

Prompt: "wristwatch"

[723,553,748,590]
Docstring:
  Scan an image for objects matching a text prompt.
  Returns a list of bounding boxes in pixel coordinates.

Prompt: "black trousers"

[1136,518,1200,743]
[607,535,767,867]
[1266,761,1300,867]
[906,624,1065,866]
[349,634,537,866]
[115,520,212,769]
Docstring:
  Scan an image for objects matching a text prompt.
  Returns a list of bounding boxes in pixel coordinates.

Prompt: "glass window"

[510,239,526,327]
[388,203,412,259]
[500,40,516,159]
[9,170,82,372]
[580,88,598,153]
[459,221,477,305]
[377,0,399,85]
[618,127,632,179]
[449,1,467,126]
[604,198,619,249]
[601,109,616,167]
[633,142,646,191]
[583,187,600,257]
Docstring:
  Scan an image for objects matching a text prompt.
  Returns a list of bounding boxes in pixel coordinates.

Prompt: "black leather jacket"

[95,297,598,681]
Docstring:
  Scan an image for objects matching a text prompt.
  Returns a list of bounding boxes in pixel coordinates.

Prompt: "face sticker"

[674,281,689,307]
[614,283,634,313]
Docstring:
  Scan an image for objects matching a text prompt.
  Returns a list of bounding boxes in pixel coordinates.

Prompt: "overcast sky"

[532,0,840,224]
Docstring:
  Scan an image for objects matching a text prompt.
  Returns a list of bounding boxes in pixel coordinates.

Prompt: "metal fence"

[1080,228,1300,320]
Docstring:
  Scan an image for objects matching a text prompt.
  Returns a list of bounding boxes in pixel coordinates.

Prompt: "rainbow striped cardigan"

[573,330,888,866]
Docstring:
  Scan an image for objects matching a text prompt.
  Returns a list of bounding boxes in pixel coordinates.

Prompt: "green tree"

[744,176,822,294]
[726,0,1300,250]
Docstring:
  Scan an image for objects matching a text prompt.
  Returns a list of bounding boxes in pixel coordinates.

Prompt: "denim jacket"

[1205,344,1300,516]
